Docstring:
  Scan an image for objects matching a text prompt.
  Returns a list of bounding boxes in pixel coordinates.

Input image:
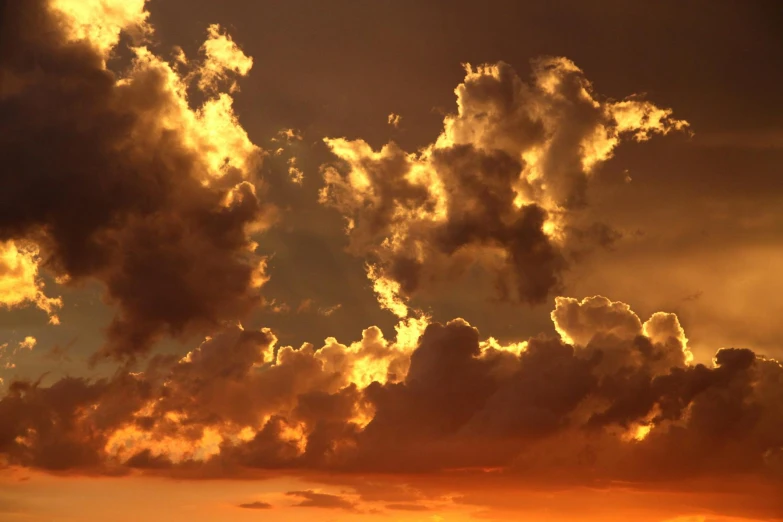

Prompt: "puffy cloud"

[0,0,271,359]
[0,241,61,324]
[0,296,780,495]
[272,129,303,143]
[551,295,692,376]
[551,295,643,346]
[48,0,149,59]
[18,337,37,351]
[196,24,253,93]
[320,59,687,314]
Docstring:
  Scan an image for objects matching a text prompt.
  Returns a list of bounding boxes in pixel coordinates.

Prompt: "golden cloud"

[320,58,688,314]
[0,0,271,358]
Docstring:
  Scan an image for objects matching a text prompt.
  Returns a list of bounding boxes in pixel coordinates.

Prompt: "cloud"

[288,157,304,184]
[1,337,39,371]
[0,0,271,359]
[237,501,273,509]
[48,0,150,59]
[385,503,430,511]
[0,241,61,324]
[197,24,253,93]
[320,59,687,315]
[0,294,780,497]
[286,490,358,511]
[17,337,36,351]
[273,129,303,143]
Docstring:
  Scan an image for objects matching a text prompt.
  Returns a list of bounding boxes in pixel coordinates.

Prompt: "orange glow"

[0,241,61,323]
[2,2,781,522]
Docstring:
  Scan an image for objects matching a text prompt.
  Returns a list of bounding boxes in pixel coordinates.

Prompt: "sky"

[0,0,782,520]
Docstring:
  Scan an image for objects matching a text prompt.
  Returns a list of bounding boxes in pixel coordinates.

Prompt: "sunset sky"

[1,0,782,520]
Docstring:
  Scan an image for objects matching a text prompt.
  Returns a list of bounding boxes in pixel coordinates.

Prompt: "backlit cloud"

[0,0,271,359]
[0,3,779,522]
[0,296,779,500]
[0,241,61,324]
[197,24,254,93]
[321,59,688,314]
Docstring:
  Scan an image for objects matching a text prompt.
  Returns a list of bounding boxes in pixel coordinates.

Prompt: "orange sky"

[1,0,782,521]
[2,469,780,522]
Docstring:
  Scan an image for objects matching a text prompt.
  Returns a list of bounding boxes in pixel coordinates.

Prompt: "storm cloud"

[0,0,271,359]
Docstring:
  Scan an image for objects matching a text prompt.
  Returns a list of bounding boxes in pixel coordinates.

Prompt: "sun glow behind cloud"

[0,241,61,324]
[0,2,781,522]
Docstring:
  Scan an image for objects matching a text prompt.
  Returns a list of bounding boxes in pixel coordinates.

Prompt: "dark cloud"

[0,0,271,360]
[320,59,687,315]
[0,373,149,472]
[0,295,780,495]
[0,5,781,522]
[285,490,357,511]
[237,501,273,509]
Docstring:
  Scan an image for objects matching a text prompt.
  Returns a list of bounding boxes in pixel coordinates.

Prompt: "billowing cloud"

[0,241,61,324]
[196,23,254,93]
[320,59,688,314]
[47,0,150,59]
[0,0,271,359]
[0,296,780,500]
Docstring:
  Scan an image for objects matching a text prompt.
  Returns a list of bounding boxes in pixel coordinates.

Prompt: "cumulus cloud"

[0,241,61,324]
[196,24,254,93]
[0,0,271,359]
[0,296,780,494]
[320,59,688,314]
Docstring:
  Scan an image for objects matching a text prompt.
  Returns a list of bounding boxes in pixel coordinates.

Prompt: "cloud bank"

[0,296,780,493]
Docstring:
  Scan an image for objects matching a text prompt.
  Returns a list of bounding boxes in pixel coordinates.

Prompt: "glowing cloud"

[0,241,61,324]
[1,294,780,499]
[49,0,150,59]
[197,24,254,93]
[321,58,688,311]
[0,0,270,357]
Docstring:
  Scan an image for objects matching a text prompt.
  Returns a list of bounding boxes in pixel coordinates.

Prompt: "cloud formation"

[0,0,270,359]
[286,490,358,511]
[0,4,779,521]
[237,501,272,510]
[320,59,688,314]
[0,296,780,495]
[0,241,61,324]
